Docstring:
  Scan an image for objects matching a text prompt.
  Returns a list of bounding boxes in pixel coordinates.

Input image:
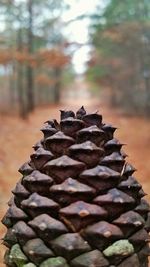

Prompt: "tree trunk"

[144,76,150,116]
[18,64,27,119]
[26,0,34,112]
[17,28,27,119]
[109,76,119,107]
[8,63,16,109]
[53,67,62,103]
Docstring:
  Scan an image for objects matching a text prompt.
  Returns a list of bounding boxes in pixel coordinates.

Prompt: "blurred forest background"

[87,0,150,116]
[0,0,150,264]
[0,0,150,117]
[0,0,72,118]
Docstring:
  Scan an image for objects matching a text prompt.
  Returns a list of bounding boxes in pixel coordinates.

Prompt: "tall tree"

[26,0,34,112]
[17,26,27,119]
[0,0,70,117]
[87,0,150,115]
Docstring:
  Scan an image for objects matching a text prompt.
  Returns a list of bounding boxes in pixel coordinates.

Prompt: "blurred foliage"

[0,0,73,118]
[87,0,150,115]
[62,66,75,87]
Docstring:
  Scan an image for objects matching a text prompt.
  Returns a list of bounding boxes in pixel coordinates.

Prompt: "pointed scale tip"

[60,110,75,120]
[81,106,85,110]
[76,106,86,119]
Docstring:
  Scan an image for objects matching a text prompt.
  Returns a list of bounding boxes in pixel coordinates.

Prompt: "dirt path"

[0,80,150,265]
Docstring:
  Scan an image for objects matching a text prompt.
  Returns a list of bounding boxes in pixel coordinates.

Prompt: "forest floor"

[0,80,150,265]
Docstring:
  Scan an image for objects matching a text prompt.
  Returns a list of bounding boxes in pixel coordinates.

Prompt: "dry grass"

[0,90,150,265]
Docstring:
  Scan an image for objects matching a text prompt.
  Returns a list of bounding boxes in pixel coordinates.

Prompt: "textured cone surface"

[2,107,150,267]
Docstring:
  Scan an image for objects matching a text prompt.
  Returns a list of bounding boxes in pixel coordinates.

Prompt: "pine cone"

[2,107,150,267]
